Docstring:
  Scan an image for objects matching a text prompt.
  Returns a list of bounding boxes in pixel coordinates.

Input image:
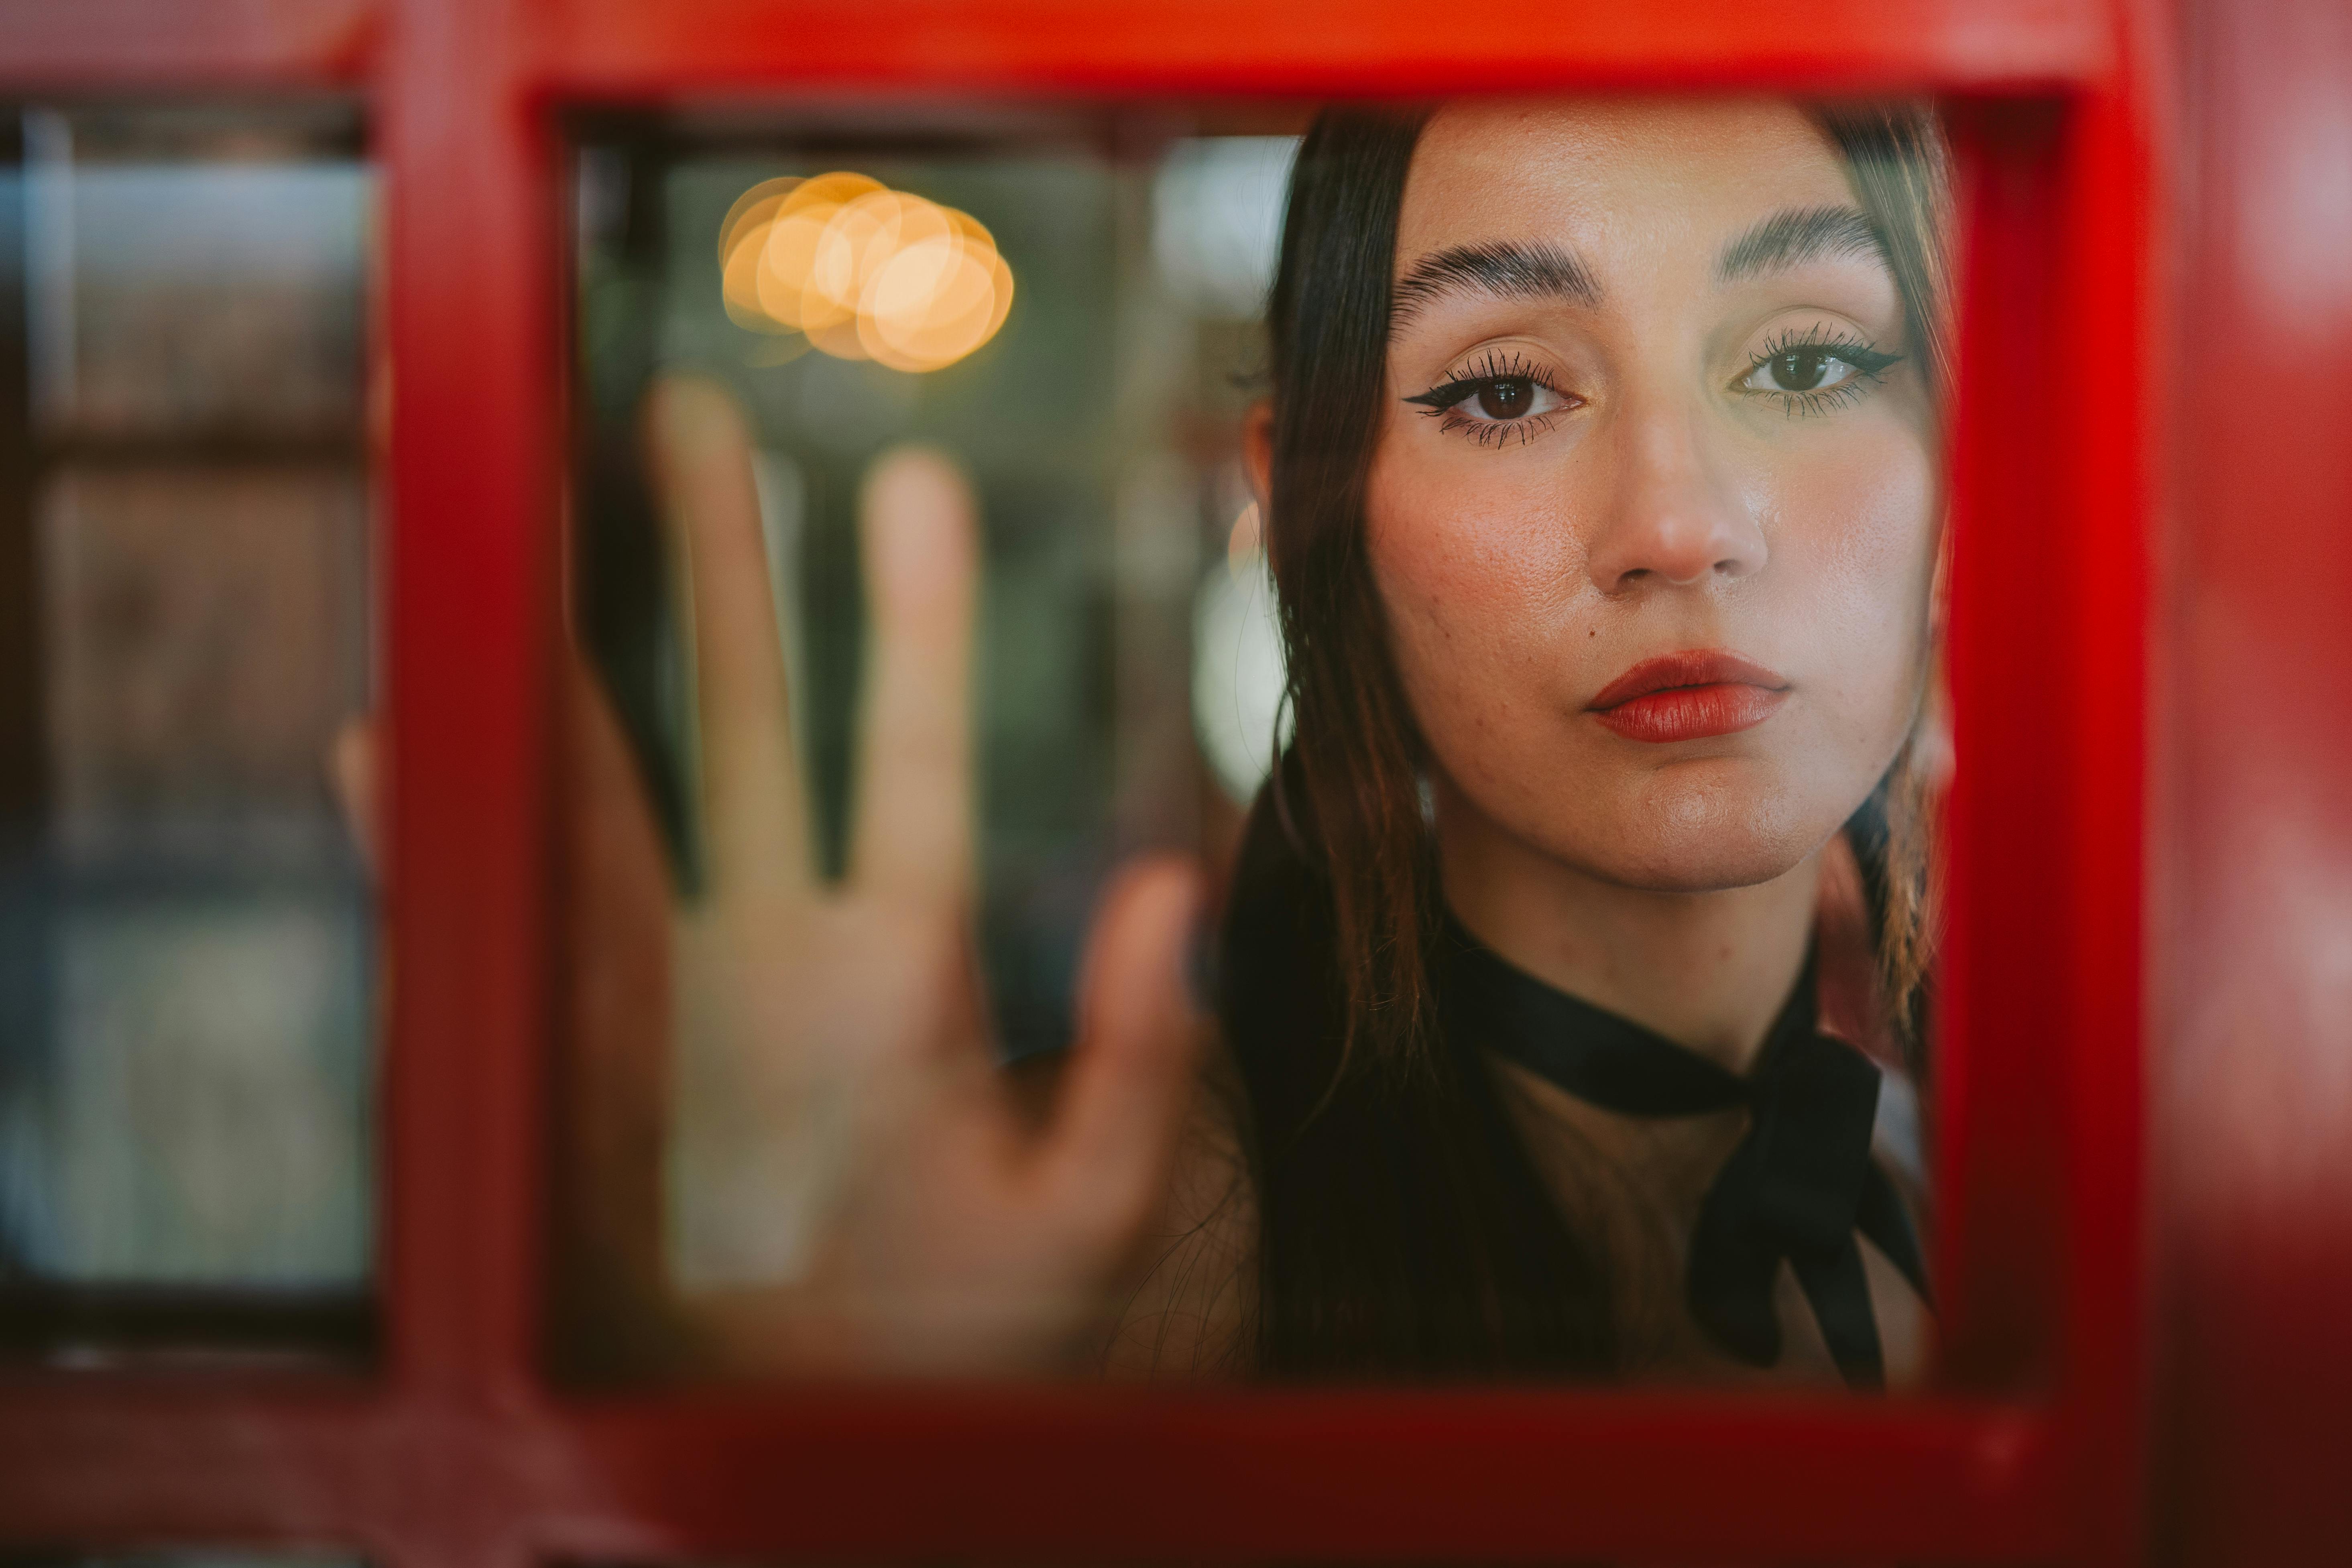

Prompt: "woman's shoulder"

[1816,826,1930,1192]
[1816,824,1904,1070]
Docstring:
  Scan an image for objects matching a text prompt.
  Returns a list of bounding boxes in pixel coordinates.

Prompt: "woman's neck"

[1435,779,1824,1076]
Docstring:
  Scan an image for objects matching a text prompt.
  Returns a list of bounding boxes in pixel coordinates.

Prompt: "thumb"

[326,714,378,880]
[1043,855,1207,1230]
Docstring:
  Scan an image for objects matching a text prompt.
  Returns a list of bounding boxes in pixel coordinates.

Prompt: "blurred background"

[0,98,1314,1368]
[0,105,374,1365]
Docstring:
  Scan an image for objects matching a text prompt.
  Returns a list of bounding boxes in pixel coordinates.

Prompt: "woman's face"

[1367,98,1940,894]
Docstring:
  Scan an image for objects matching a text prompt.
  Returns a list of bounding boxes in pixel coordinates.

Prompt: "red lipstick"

[1587,650,1790,743]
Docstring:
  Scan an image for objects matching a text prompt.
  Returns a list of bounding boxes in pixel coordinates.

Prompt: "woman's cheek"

[1766,428,1939,759]
[1367,472,1576,722]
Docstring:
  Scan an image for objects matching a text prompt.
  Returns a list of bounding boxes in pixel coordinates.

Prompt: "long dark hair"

[1221,102,1951,1379]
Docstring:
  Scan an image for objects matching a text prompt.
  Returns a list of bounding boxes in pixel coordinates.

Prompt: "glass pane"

[0,106,374,1365]
[560,98,1947,1390]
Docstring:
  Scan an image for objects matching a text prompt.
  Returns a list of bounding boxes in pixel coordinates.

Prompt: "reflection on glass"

[1192,499,1287,804]
[562,98,1947,1391]
[717,172,1015,372]
[574,128,1247,1060]
[0,106,374,1363]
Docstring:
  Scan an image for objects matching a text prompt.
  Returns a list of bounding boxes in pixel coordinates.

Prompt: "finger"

[848,446,978,906]
[641,374,809,899]
[1044,856,1207,1234]
[326,714,378,879]
[555,655,682,1369]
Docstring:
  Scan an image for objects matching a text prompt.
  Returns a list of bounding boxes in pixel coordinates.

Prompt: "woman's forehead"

[1396,98,1856,272]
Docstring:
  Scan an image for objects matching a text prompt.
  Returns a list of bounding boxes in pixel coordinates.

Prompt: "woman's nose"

[1583,397,1767,594]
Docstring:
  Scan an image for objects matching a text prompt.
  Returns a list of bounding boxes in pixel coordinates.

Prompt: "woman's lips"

[1586,650,1790,743]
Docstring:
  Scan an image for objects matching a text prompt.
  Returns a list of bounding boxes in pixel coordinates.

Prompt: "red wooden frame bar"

[0,1,2161,1564]
[0,0,374,89]
[530,0,2114,98]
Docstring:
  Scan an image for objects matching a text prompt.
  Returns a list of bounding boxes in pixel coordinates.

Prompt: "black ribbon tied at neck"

[1440,925,1929,1388]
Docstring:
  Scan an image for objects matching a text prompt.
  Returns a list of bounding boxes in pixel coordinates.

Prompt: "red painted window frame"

[0,2,2161,1563]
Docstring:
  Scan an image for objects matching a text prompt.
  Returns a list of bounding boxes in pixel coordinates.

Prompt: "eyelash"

[1404,350,1575,449]
[1737,325,1906,418]
[1402,329,1904,446]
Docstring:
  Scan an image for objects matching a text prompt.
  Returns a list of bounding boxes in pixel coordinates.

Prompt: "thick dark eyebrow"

[1714,204,1888,285]
[1390,239,1601,329]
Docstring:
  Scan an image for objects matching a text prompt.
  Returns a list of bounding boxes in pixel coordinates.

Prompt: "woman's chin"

[1441,751,1860,896]
[1586,838,1815,896]
[1544,780,1835,895]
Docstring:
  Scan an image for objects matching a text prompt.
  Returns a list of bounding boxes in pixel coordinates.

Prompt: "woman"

[556,94,1948,1390]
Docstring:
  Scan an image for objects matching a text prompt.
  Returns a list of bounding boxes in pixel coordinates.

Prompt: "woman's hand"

[635,376,1206,1377]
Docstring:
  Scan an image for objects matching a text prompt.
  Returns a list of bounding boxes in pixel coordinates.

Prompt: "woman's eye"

[1745,347,1859,394]
[1401,359,1577,447]
[1735,336,1903,414]
[1471,377,1544,419]
[1436,376,1562,422]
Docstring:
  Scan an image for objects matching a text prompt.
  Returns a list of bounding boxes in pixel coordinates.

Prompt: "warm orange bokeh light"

[720,172,1015,373]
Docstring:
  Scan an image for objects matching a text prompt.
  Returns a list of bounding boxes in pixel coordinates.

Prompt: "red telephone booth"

[0,0,2344,1563]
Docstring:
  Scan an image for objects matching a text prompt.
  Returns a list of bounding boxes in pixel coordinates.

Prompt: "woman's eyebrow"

[1714,205,1887,285]
[1390,239,1601,329]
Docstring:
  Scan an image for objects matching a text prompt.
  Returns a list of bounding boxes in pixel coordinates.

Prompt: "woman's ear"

[1241,398,1275,514]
